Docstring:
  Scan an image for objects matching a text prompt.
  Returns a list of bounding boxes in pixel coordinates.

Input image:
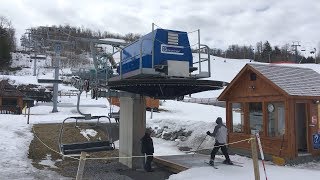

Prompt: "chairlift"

[58,89,115,155]
[58,116,115,155]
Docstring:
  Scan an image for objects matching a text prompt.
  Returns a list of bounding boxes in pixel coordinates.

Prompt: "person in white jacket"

[206,117,233,166]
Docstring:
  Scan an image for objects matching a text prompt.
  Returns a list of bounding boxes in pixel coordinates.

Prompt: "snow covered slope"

[1,52,320,179]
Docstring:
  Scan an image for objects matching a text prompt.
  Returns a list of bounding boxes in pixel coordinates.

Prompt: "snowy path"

[0,115,66,179]
[168,155,320,180]
[0,95,111,179]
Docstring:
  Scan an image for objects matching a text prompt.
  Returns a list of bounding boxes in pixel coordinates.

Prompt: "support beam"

[119,95,146,169]
[52,43,61,113]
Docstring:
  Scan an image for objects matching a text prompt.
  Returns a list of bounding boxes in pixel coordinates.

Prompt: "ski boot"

[223,160,233,165]
[209,159,214,166]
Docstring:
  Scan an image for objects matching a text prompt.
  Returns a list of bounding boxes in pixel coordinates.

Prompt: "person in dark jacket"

[141,129,154,172]
[206,117,233,166]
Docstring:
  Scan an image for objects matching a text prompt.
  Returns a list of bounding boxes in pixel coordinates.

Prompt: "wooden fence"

[0,105,21,114]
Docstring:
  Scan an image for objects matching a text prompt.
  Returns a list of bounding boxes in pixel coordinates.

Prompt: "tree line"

[209,41,320,64]
[20,24,141,54]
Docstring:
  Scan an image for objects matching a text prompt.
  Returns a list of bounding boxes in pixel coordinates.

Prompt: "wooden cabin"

[109,97,160,110]
[0,80,24,114]
[218,64,320,160]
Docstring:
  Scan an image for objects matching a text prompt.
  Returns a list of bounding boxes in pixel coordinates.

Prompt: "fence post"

[150,108,153,119]
[24,105,27,117]
[251,135,260,180]
[76,151,87,180]
[27,107,31,124]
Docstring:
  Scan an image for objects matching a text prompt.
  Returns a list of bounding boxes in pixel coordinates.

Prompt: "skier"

[141,128,154,172]
[206,117,233,166]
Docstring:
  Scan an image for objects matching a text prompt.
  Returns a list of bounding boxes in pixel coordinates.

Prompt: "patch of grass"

[29,123,119,178]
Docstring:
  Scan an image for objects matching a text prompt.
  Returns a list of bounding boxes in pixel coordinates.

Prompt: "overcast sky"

[1,0,320,51]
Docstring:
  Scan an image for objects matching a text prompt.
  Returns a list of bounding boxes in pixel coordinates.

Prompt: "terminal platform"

[108,78,226,99]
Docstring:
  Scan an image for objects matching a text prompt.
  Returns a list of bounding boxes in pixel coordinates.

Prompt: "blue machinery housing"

[108,28,225,99]
[118,29,193,75]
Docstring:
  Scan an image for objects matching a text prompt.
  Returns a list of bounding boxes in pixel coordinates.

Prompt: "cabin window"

[250,73,257,81]
[2,98,18,106]
[249,102,263,134]
[267,102,285,137]
[231,103,244,133]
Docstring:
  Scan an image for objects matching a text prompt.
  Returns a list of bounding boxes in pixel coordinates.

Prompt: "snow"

[168,155,320,180]
[0,111,64,179]
[39,154,58,169]
[100,38,126,43]
[168,165,320,180]
[80,129,98,140]
[1,52,320,179]
[153,138,185,156]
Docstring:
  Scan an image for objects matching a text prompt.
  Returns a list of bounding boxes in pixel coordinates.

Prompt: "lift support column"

[119,95,146,169]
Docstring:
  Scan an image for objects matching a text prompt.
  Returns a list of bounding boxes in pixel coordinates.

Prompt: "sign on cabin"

[318,104,320,133]
[312,115,317,125]
[313,133,320,149]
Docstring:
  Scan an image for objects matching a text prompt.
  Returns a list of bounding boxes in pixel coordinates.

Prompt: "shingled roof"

[0,80,24,97]
[248,63,320,97]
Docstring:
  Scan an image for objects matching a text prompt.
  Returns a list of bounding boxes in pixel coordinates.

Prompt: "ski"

[204,161,218,169]
[215,161,243,167]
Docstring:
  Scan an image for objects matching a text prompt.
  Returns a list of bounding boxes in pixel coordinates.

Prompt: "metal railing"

[182,98,225,107]
[193,44,211,78]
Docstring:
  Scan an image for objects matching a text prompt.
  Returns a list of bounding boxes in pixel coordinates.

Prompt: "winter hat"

[145,128,152,135]
[216,117,222,124]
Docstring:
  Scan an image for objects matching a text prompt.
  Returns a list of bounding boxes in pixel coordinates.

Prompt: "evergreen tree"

[0,16,15,69]
[261,41,272,62]
[0,28,11,68]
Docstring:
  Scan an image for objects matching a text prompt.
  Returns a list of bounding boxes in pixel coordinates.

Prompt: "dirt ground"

[29,123,173,180]
[29,123,120,178]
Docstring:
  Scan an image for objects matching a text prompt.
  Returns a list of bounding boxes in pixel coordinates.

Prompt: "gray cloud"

[1,0,319,49]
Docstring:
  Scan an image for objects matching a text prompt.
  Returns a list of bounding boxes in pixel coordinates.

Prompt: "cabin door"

[295,103,308,153]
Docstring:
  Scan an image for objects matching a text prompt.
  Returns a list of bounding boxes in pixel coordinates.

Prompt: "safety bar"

[77,90,91,120]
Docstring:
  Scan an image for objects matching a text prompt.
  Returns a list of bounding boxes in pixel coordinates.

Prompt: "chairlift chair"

[58,116,115,155]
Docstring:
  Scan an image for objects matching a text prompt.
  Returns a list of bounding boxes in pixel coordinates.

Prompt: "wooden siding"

[287,98,296,158]
[0,97,23,108]
[109,97,160,109]
[224,69,283,101]
[229,133,291,159]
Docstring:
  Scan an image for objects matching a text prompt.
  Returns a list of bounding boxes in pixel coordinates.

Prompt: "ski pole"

[193,134,208,156]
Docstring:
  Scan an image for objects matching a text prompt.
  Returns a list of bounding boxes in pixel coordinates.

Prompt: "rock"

[162,131,172,140]
[185,131,192,137]
[178,146,192,151]
[177,136,187,141]
[156,128,164,135]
